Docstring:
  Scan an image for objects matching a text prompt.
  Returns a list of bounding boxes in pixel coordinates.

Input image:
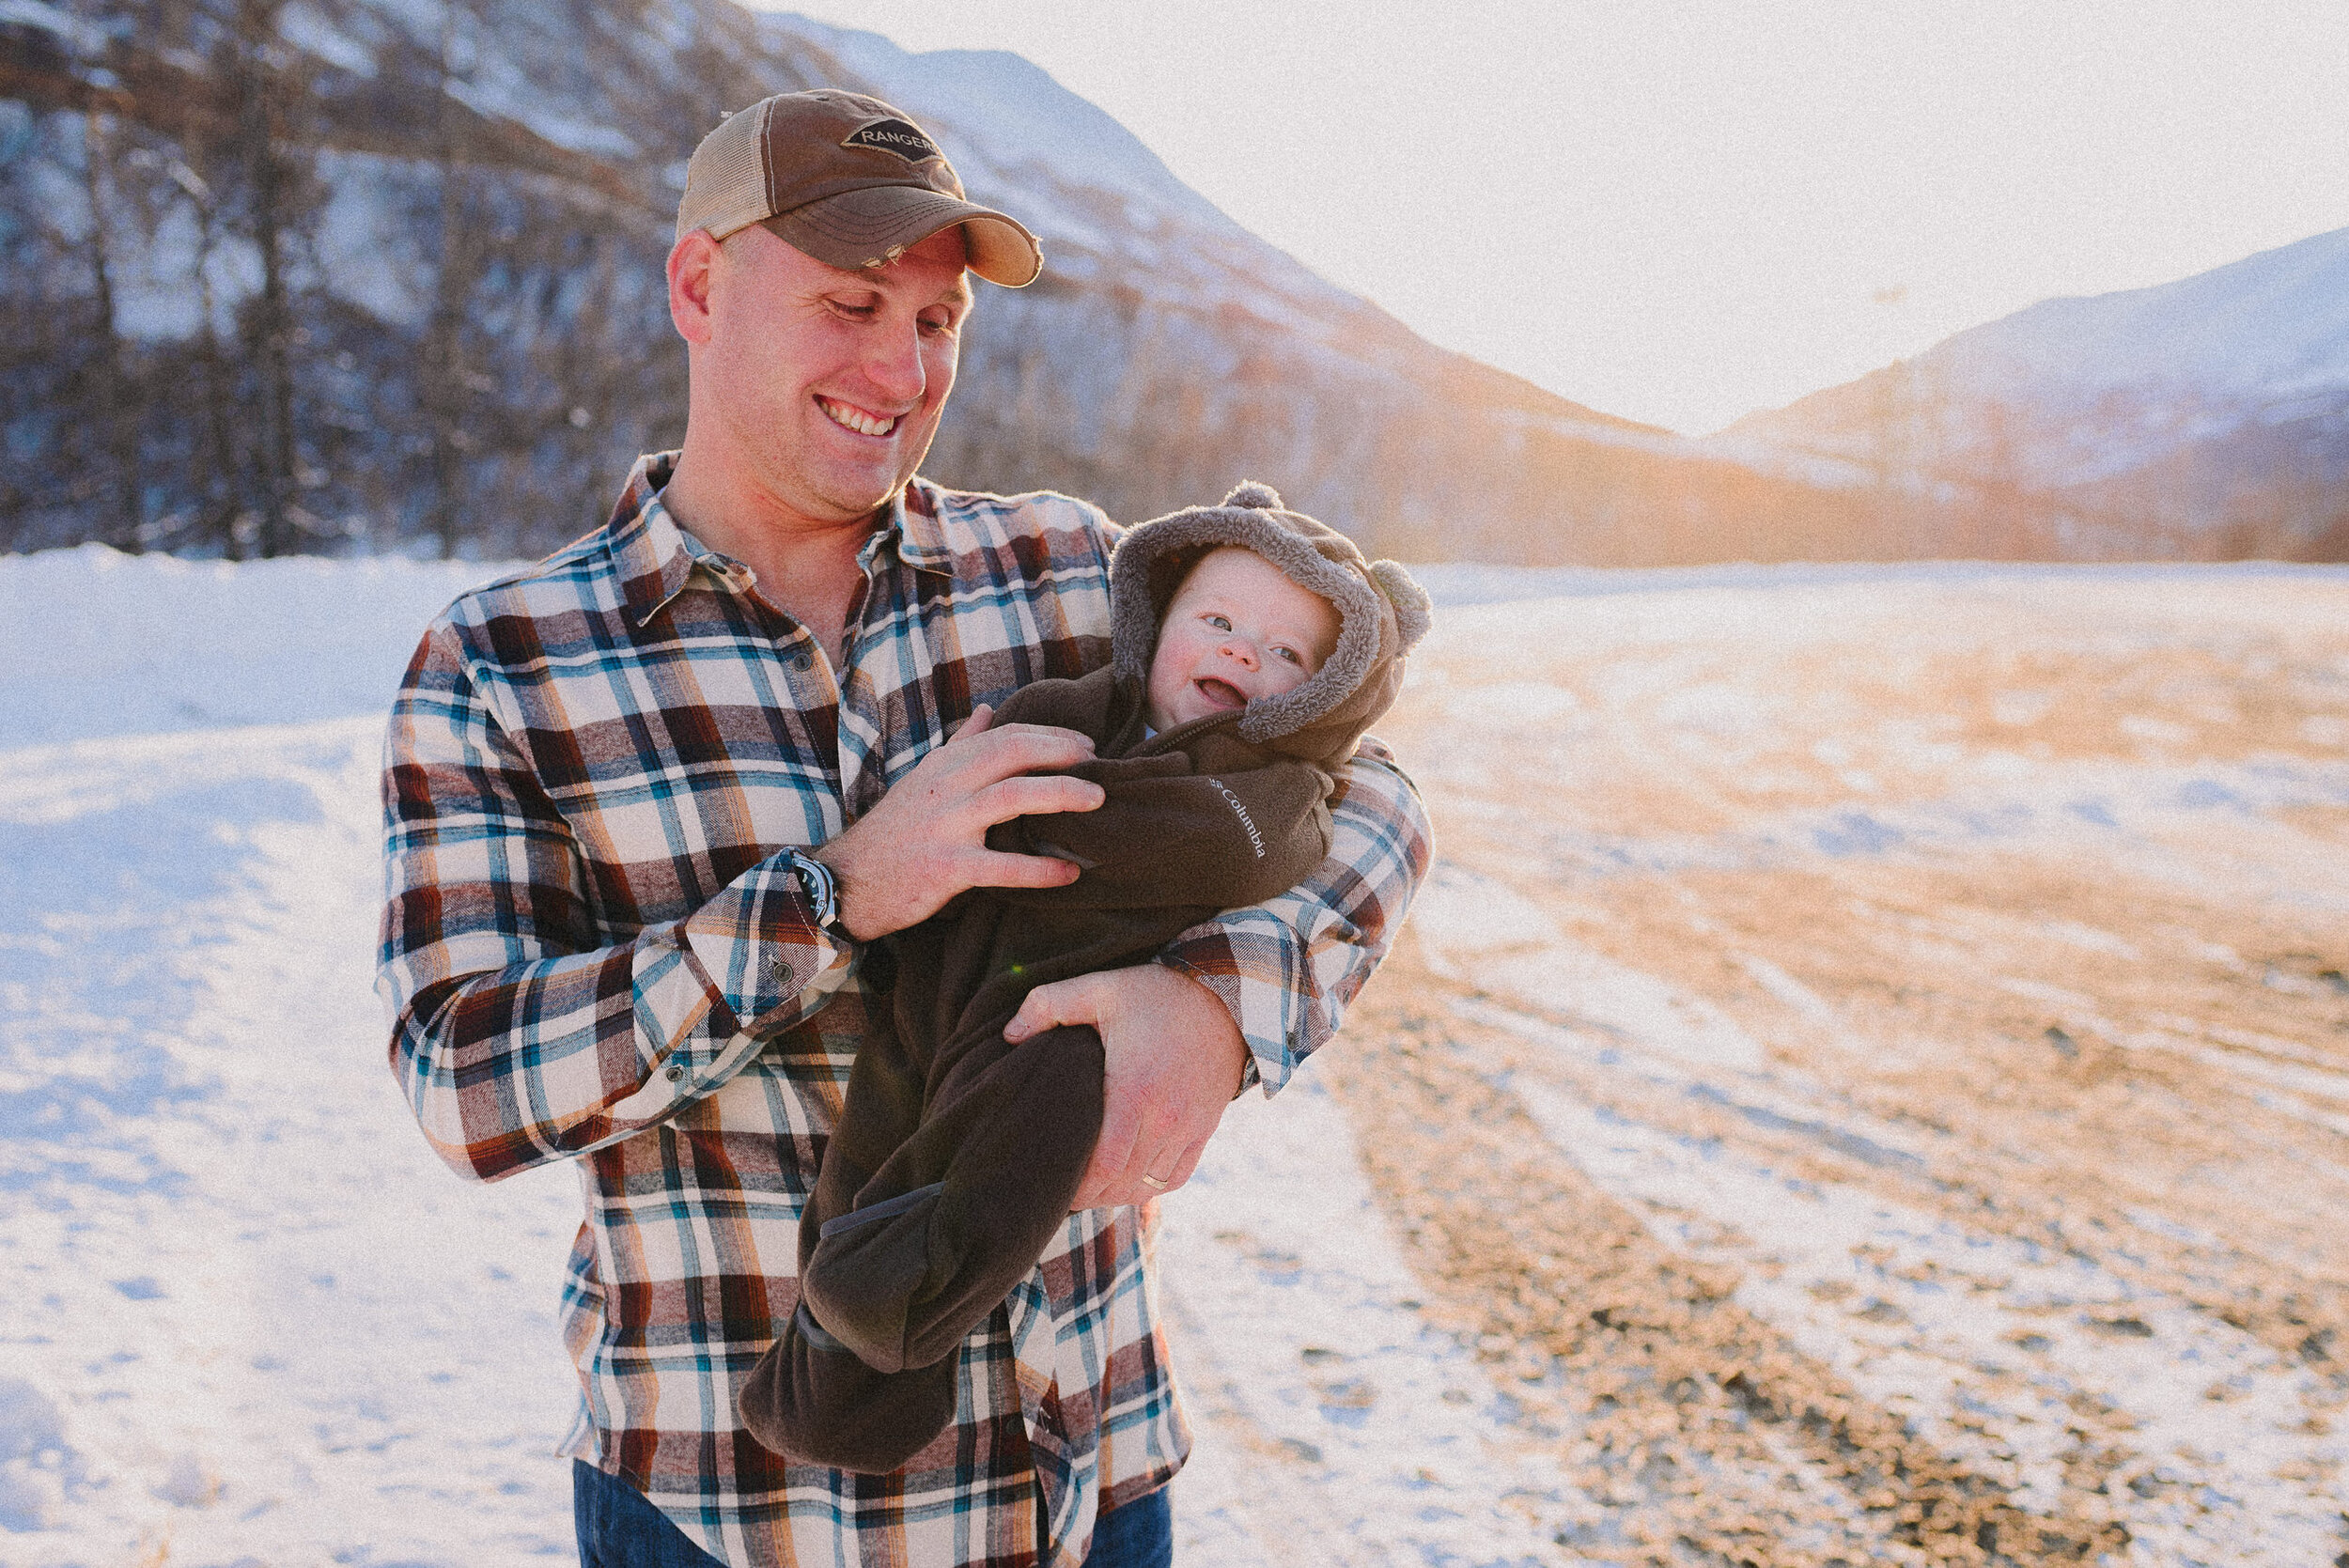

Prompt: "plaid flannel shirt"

[377,455,1430,1567]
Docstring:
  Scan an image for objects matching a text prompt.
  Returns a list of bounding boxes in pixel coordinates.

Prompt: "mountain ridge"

[4,0,1910,564]
[1720,223,2349,559]
[17,1,2316,562]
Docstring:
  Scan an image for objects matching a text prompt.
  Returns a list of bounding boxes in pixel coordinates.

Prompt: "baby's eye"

[1204,613,1232,630]
[1274,645,1302,665]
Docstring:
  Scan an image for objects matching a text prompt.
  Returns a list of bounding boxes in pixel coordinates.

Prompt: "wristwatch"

[785,849,848,940]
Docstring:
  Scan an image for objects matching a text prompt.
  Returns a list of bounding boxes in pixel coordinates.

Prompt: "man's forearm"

[380,631,849,1181]
[384,847,851,1182]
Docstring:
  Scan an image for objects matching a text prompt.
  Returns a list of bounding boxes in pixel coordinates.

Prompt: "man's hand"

[1003,963,1251,1208]
[815,705,1104,940]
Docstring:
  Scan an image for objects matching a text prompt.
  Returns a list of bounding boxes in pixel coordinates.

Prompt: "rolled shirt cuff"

[681,847,853,1038]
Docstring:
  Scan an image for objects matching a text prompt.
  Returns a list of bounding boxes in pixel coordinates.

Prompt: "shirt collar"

[612,453,699,629]
[891,479,957,575]
[612,455,955,629]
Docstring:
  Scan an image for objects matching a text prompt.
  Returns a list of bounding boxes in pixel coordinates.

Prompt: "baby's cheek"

[1141,650,1182,727]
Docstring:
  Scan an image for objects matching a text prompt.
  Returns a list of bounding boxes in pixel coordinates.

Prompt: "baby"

[1142,541,1344,728]
[739,483,1430,1472]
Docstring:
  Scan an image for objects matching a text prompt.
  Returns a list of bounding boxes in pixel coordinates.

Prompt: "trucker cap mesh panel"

[677,104,771,241]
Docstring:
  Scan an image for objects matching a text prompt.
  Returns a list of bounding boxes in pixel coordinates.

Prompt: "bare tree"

[76,102,146,548]
[216,0,318,557]
[168,149,246,556]
[420,1,490,558]
[0,103,59,550]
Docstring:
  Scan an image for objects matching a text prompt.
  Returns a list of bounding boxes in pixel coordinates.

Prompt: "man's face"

[694,224,972,527]
[1145,548,1341,730]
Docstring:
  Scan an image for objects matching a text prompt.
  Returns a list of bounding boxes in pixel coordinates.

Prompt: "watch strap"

[786,849,844,938]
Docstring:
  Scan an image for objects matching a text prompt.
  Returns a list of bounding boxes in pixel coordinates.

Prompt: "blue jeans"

[572,1461,1174,1566]
[572,1461,723,1568]
[1080,1484,1174,1567]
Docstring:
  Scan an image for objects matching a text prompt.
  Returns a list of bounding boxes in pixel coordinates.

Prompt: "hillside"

[2,0,1892,565]
[1720,226,2349,561]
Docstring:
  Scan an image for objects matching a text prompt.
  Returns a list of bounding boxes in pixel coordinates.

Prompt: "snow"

[1404,555,2349,609]
[443,78,640,161]
[0,711,586,1562]
[275,2,381,79]
[1383,561,2349,1561]
[0,544,509,748]
[1156,1084,1568,1568]
[1723,223,2349,492]
[1928,225,2349,404]
[1511,1063,2345,1562]
[0,0,104,53]
[0,546,1570,1564]
[12,547,2349,1563]
[309,152,433,332]
[0,549,588,1562]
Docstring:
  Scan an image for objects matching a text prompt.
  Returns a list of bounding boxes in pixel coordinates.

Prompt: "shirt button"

[663,1063,686,1083]
[791,651,813,672]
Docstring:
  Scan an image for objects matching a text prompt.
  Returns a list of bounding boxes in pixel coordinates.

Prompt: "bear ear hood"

[1110,482,1433,768]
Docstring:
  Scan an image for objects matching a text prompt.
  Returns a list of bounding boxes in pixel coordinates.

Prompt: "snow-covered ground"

[2,551,585,1564]
[1375,564,2349,1563]
[6,549,2347,1566]
[0,547,1556,1567]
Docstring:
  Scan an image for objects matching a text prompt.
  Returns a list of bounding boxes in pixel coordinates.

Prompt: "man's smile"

[817,395,902,438]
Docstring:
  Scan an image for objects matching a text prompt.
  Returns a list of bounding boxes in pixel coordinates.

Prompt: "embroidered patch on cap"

[842,118,941,163]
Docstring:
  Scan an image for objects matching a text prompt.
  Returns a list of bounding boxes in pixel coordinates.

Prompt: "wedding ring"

[1139,1173,1169,1191]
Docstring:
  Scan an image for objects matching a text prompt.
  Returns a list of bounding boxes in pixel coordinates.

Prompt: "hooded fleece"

[738,484,1431,1472]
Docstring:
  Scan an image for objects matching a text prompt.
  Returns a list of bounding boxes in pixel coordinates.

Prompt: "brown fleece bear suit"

[739,484,1431,1473]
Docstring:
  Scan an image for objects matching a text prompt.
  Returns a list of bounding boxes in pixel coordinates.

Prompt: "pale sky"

[761,2,2349,435]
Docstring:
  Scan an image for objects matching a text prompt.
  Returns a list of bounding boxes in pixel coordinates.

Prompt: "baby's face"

[1145,548,1341,730]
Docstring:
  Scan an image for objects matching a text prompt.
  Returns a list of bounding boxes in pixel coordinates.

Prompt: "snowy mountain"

[1719,226,2349,560]
[3,0,1891,565]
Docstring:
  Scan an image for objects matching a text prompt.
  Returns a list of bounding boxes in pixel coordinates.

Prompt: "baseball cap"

[676,89,1043,287]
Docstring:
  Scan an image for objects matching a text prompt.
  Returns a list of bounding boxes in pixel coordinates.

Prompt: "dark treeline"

[2,0,686,559]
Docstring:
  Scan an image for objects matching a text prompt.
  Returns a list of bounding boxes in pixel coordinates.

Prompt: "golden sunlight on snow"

[1314,571,2348,1565]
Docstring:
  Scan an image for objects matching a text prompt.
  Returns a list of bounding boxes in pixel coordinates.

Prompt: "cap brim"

[763,185,1044,287]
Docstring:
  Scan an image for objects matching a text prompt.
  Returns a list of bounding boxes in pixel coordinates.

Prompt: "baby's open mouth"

[1192,677,1246,709]
[817,396,900,438]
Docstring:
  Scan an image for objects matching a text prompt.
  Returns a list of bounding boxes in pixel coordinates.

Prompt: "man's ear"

[668,229,720,347]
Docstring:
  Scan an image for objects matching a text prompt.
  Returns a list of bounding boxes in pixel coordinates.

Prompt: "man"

[378,89,1429,1568]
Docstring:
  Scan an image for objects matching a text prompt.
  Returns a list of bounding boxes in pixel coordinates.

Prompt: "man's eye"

[919,311,957,335]
[831,300,879,320]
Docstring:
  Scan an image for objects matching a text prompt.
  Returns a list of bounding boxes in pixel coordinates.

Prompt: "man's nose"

[861,318,927,405]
